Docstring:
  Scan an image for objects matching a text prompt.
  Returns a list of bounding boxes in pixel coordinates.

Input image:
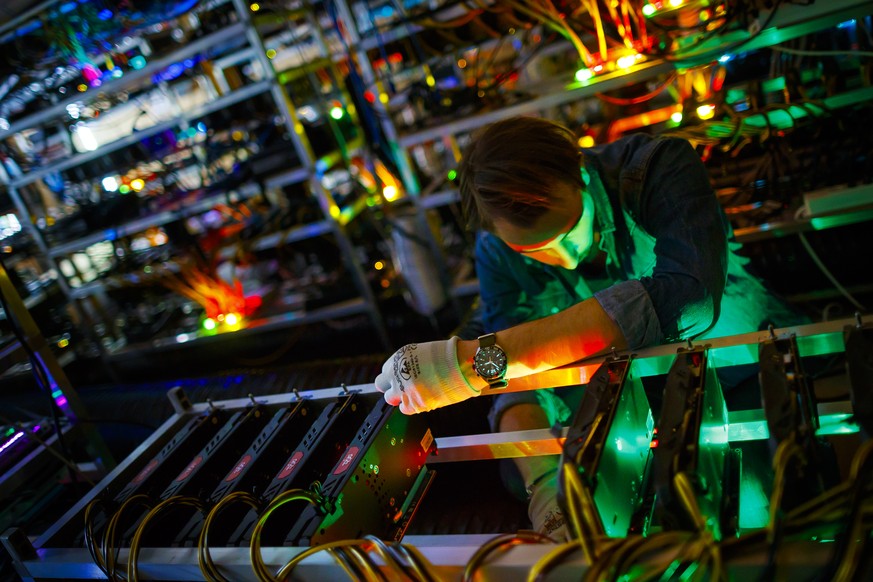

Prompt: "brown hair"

[458,116,583,231]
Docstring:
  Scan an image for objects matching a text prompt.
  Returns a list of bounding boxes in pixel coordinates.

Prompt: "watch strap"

[478,333,497,347]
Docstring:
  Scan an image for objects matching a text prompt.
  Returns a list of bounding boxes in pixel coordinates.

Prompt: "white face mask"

[506,190,595,270]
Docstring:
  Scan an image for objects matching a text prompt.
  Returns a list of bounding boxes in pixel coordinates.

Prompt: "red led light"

[650,439,659,449]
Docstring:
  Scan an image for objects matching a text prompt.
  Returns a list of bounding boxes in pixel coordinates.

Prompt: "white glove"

[374,336,479,414]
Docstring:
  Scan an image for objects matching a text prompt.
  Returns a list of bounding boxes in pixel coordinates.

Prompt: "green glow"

[761,76,786,93]
[642,4,656,17]
[727,412,858,442]
[203,318,216,331]
[670,111,683,123]
[575,68,594,83]
[725,88,747,104]
[796,331,844,358]
[329,106,344,120]
[709,343,758,368]
[130,56,147,70]
[447,169,457,181]
[738,468,771,530]
[631,355,675,378]
[119,184,131,194]
[51,389,64,399]
[4,427,15,437]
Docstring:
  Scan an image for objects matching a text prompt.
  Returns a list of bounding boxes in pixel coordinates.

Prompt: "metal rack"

[1,316,865,580]
[0,0,393,361]
[336,0,873,300]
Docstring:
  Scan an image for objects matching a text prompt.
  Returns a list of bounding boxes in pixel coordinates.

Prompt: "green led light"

[642,4,656,17]
[4,427,15,437]
[670,111,683,123]
[329,106,344,120]
[447,169,457,181]
[575,68,594,83]
[119,184,131,194]
[725,88,747,104]
[761,76,786,93]
[203,318,216,331]
[130,56,147,70]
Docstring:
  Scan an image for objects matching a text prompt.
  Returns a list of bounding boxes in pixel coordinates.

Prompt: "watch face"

[474,346,507,379]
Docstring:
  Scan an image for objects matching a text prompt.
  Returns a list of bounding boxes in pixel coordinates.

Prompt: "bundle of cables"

[491,437,873,581]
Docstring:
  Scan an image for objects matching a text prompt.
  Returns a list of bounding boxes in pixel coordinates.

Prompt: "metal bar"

[426,400,857,464]
[49,182,262,258]
[0,424,76,499]
[0,23,249,142]
[0,0,63,38]
[107,297,371,357]
[33,409,189,548]
[735,207,873,243]
[0,259,115,470]
[397,61,674,147]
[11,80,271,188]
[218,219,332,260]
[17,531,838,580]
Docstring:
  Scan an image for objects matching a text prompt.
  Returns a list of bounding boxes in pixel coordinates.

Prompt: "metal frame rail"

[1,316,865,580]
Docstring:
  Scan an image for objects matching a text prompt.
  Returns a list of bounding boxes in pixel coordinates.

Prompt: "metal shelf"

[218,219,333,260]
[0,23,249,143]
[734,206,873,243]
[48,181,265,258]
[106,296,372,358]
[10,80,272,189]
[397,60,674,147]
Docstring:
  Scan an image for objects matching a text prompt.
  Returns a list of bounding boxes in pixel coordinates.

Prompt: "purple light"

[55,396,68,407]
[0,431,24,455]
[32,425,41,432]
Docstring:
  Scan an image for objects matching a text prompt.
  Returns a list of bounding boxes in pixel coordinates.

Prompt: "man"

[374,116,801,538]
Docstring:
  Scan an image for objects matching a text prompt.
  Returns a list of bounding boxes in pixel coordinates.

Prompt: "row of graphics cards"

[13,389,433,580]
[552,317,873,580]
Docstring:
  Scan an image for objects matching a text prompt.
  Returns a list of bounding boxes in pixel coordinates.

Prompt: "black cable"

[0,254,79,488]
[667,0,784,63]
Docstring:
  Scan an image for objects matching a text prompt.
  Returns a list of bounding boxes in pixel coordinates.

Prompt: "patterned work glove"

[374,336,479,414]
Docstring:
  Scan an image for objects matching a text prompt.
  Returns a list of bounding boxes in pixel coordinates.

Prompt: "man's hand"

[374,336,480,414]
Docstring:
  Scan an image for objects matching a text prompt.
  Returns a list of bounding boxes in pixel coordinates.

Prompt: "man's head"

[458,116,593,269]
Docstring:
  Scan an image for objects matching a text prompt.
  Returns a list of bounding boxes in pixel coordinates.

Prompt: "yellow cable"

[275,539,380,581]
[330,546,379,581]
[527,539,584,582]
[582,0,609,60]
[832,441,873,581]
[767,440,804,544]
[198,491,260,582]
[128,496,204,582]
[561,464,602,562]
[399,542,443,582]
[83,499,109,576]
[673,472,707,533]
[103,494,151,581]
[462,531,553,582]
[249,489,319,582]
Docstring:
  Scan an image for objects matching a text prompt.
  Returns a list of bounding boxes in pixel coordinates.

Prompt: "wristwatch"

[472,333,509,388]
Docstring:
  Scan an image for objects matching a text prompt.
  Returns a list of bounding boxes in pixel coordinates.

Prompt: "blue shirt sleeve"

[594,137,728,347]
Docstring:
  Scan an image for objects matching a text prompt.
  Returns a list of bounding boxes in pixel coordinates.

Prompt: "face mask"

[506,190,595,270]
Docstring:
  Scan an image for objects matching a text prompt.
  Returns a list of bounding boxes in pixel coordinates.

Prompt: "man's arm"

[457,295,627,388]
[375,295,627,413]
